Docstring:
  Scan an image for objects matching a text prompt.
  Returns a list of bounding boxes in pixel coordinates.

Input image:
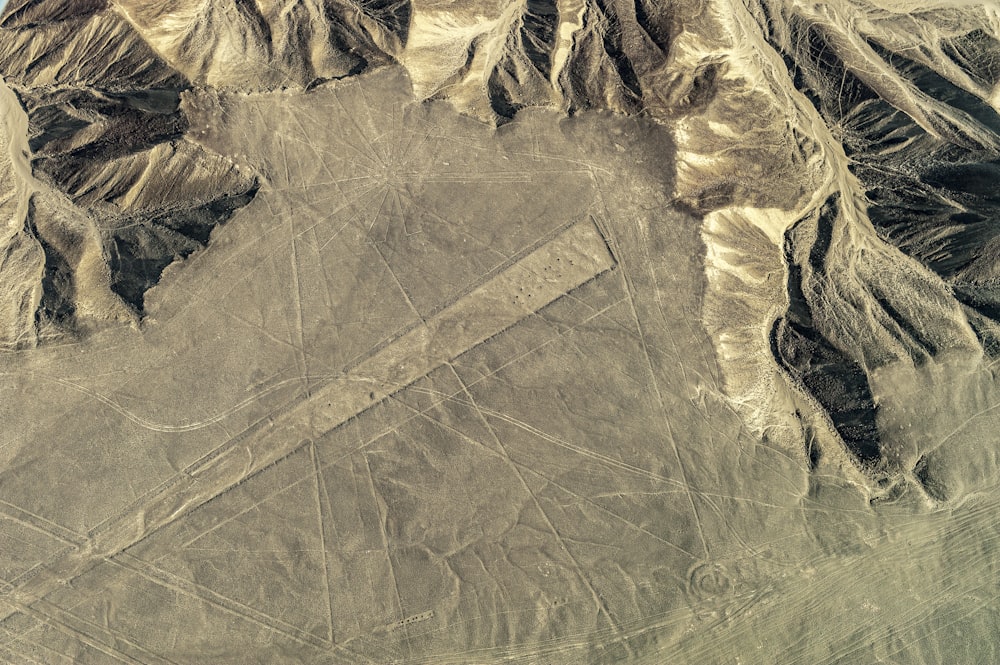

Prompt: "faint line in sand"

[0,220,616,641]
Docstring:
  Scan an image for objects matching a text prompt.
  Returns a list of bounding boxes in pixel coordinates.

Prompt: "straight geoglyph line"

[0,219,617,635]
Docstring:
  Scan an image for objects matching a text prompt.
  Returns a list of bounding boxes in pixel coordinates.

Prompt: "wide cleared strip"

[1,218,616,625]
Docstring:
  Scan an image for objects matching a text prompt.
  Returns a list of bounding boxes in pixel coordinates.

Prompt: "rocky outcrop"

[409,0,679,121]
[0,0,415,342]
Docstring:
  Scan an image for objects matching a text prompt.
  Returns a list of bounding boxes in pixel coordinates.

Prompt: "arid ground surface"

[1,1,1000,663]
